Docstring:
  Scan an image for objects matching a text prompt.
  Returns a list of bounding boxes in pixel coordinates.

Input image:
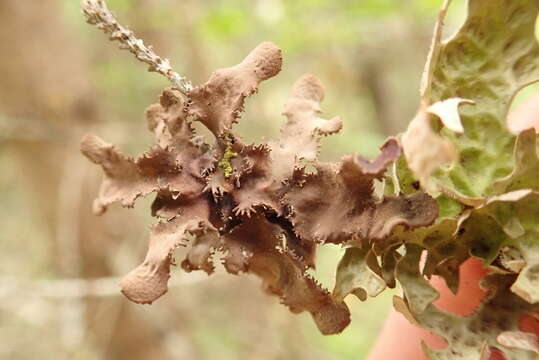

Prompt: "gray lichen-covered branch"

[81,0,193,94]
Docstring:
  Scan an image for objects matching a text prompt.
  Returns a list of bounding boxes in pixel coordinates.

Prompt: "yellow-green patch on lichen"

[218,142,238,179]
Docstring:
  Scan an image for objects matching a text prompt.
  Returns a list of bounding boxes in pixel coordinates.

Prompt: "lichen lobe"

[83,40,439,336]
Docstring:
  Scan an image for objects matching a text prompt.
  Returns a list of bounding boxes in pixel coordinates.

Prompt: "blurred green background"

[0,0,467,359]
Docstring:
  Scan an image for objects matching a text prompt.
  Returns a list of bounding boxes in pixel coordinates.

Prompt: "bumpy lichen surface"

[394,0,539,358]
[83,0,539,358]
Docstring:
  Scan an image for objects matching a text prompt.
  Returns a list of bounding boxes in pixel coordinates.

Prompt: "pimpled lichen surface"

[83,0,539,358]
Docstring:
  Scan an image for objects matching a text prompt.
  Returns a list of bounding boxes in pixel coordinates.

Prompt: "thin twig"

[0,272,210,299]
[81,0,193,95]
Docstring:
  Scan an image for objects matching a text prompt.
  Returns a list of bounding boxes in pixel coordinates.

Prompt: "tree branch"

[81,0,193,95]
[0,273,209,299]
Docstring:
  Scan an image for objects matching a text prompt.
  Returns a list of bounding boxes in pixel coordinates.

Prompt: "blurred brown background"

[0,1,468,359]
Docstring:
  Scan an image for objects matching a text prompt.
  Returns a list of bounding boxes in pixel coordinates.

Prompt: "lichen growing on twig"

[81,40,438,335]
[82,0,539,357]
